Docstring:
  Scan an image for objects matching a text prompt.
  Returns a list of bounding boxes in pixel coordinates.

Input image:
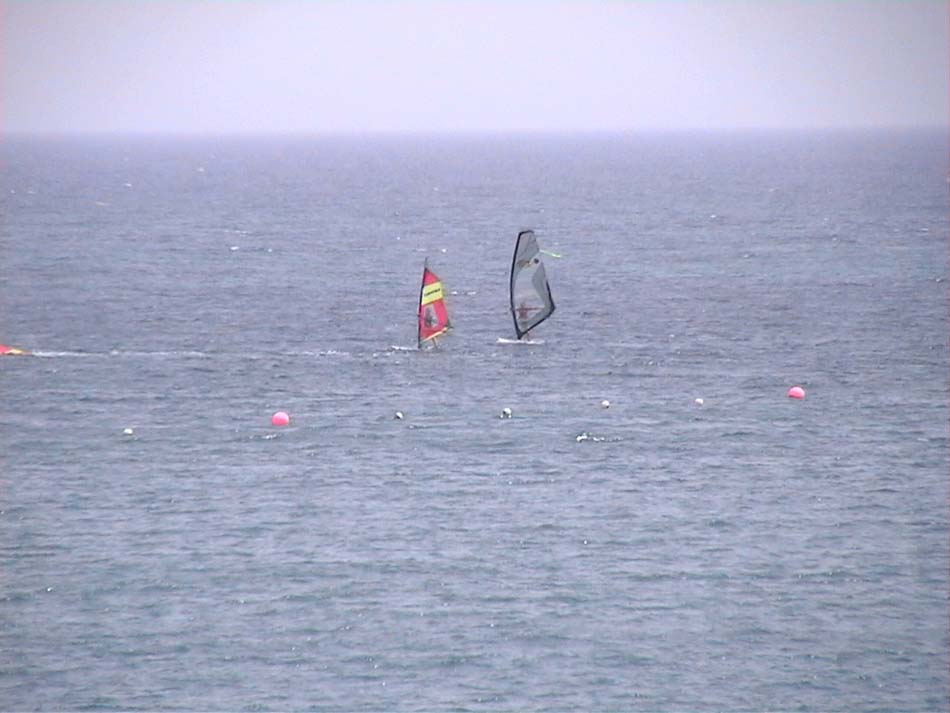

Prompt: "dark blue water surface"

[1,130,947,711]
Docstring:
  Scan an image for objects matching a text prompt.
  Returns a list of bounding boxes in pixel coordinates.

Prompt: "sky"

[3,0,947,134]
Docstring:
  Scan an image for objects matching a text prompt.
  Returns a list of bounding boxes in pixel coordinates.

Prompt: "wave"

[30,350,87,358]
[496,337,545,346]
[29,348,353,359]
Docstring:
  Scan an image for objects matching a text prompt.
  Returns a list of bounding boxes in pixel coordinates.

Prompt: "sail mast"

[417,257,428,349]
[509,236,521,339]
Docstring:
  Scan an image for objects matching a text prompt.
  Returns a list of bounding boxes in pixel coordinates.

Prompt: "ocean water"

[1,130,947,711]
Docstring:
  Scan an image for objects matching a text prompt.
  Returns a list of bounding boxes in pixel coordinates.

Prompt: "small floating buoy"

[694,398,704,406]
[600,400,610,409]
[271,411,290,426]
[500,407,512,419]
[393,411,404,420]
[123,427,134,436]
[787,386,805,400]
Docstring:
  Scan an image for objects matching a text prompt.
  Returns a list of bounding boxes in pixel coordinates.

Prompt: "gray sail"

[509,230,555,339]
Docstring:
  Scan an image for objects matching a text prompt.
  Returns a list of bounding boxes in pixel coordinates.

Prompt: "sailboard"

[0,344,30,356]
[509,229,555,340]
[417,259,451,348]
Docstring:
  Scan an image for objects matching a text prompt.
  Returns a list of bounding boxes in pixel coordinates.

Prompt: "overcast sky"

[3,0,947,134]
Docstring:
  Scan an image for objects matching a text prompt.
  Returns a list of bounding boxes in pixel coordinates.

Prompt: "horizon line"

[2,124,947,140]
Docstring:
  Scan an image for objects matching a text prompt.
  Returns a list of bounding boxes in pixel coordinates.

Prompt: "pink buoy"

[787,386,805,400]
[271,411,290,426]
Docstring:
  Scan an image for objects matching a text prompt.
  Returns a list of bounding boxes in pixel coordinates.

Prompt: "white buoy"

[393,411,404,420]
[600,399,610,409]
[123,427,134,436]
[694,398,704,406]
[500,407,512,419]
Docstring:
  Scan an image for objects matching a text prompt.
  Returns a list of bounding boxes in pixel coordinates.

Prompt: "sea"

[1,129,947,712]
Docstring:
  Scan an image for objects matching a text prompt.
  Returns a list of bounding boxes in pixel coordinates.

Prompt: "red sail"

[418,266,450,346]
[0,344,30,356]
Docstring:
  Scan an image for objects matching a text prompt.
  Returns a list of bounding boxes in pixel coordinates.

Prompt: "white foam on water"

[495,337,545,346]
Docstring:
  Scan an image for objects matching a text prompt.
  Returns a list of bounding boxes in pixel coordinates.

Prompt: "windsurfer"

[515,301,538,340]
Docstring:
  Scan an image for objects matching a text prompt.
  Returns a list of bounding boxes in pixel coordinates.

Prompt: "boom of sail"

[418,260,451,348]
[509,230,555,339]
